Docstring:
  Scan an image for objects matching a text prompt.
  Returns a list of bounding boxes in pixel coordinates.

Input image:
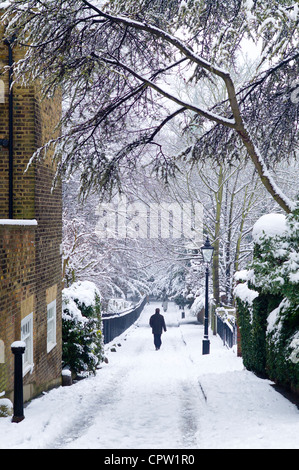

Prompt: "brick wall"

[33,72,63,398]
[0,22,63,401]
[0,24,10,218]
[0,223,36,395]
[33,162,62,398]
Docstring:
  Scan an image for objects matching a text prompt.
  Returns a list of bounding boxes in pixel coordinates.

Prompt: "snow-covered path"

[1,302,299,449]
[49,303,205,449]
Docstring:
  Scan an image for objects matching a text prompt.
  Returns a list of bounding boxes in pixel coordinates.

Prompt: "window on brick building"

[47,299,57,353]
[21,313,34,375]
[0,80,4,103]
[0,339,4,364]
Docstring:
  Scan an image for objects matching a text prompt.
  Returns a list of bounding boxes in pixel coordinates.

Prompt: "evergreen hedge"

[62,281,104,376]
[235,207,299,394]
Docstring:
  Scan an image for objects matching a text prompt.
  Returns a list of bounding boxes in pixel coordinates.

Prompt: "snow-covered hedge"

[62,281,104,376]
[0,398,13,418]
[189,295,205,317]
[235,209,299,393]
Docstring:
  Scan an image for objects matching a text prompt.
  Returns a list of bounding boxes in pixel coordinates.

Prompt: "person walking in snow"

[149,307,167,350]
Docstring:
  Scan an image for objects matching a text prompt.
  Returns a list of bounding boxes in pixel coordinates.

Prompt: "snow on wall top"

[0,219,38,226]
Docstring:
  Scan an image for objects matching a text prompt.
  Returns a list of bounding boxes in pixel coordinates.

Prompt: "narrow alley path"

[1,301,299,449]
[50,302,206,449]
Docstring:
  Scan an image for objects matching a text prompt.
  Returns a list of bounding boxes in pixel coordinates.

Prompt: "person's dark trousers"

[154,334,162,350]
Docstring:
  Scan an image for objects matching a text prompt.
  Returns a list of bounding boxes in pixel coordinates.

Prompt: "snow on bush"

[252,213,287,244]
[289,332,299,364]
[234,282,258,305]
[64,280,102,308]
[0,398,13,417]
[62,281,104,376]
[189,295,205,317]
[235,207,299,390]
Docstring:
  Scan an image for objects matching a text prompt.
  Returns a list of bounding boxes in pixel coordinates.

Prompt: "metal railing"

[216,311,237,348]
[102,296,147,344]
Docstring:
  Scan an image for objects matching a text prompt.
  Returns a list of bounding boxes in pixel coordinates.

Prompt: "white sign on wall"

[0,340,4,363]
[0,80,4,104]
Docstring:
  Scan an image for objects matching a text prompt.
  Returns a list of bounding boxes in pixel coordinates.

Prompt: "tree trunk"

[212,165,224,305]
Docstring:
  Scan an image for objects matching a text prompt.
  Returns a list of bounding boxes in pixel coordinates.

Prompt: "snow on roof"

[252,213,287,244]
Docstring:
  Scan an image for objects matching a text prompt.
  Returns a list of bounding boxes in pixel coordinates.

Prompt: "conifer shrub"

[235,208,299,394]
[235,295,254,370]
[62,281,104,376]
[251,294,274,376]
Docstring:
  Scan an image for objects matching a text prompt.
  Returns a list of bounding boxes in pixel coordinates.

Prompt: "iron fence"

[102,296,147,344]
[216,312,237,348]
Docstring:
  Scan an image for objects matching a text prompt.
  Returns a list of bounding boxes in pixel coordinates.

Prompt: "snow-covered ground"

[1,302,299,449]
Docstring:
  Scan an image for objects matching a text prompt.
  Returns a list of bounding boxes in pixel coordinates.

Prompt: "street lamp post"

[201,237,214,355]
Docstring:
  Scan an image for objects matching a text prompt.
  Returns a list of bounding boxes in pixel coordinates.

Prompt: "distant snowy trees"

[61,155,271,308]
[62,174,152,305]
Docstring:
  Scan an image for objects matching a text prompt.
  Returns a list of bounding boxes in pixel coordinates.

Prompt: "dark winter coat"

[149,312,167,335]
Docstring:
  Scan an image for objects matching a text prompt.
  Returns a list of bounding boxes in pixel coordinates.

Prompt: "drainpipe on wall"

[4,37,14,219]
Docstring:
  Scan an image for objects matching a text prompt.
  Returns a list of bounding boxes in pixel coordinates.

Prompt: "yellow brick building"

[0,22,63,403]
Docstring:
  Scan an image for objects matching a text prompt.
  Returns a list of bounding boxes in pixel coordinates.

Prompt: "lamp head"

[201,237,214,264]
